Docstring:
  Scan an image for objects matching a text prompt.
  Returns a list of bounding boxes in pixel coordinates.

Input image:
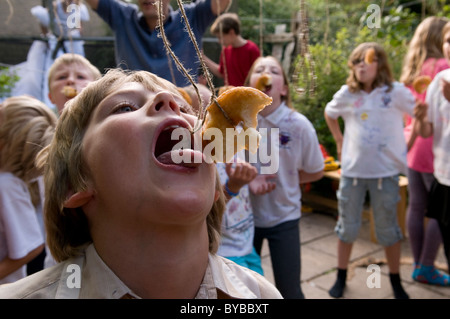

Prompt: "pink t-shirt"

[404,58,449,173]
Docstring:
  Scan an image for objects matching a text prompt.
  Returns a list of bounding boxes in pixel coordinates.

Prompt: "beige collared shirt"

[0,244,282,299]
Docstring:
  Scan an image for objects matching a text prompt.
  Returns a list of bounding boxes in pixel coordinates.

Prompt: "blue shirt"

[96,0,215,86]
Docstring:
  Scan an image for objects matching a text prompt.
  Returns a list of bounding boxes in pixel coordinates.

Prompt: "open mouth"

[153,121,203,169]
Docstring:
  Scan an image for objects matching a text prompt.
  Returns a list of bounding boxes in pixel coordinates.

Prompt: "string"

[5,0,14,25]
[291,0,316,96]
[259,0,263,54]
[158,0,233,133]
[216,0,229,87]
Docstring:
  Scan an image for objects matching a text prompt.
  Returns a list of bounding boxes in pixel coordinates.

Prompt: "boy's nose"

[66,74,76,84]
[146,91,180,116]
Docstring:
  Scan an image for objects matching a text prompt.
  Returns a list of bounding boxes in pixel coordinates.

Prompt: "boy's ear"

[214,190,220,202]
[64,190,95,208]
[48,92,55,104]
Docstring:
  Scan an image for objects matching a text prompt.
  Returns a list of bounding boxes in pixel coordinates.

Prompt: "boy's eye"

[113,102,138,114]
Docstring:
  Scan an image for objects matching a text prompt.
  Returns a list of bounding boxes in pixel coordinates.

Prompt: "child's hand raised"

[413,100,428,122]
[225,162,258,194]
[440,78,450,102]
[249,174,276,195]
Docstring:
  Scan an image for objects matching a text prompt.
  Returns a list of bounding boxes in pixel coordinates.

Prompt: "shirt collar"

[83,245,257,299]
[258,102,291,126]
[83,244,141,299]
[195,254,258,299]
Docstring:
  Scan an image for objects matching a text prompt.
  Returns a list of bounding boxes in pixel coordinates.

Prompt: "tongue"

[156,150,203,167]
[156,151,176,165]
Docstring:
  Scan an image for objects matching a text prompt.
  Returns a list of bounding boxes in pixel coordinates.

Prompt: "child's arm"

[0,244,44,280]
[202,51,224,79]
[324,112,343,161]
[249,174,276,195]
[299,169,323,184]
[413,101,433,138]
[224,162,257,199]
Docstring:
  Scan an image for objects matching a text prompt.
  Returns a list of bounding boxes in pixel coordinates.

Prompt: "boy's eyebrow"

[100,85,149,105]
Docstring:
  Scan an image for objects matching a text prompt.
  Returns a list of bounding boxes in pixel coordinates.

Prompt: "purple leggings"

[406,168,443,265]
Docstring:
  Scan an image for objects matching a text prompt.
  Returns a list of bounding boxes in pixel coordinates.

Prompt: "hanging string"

[259,0,264,54]
[5,0,14,25]
[323,0,330,75]
[291,0,316,96]
[215,0,229,87]
[157,0,232,133]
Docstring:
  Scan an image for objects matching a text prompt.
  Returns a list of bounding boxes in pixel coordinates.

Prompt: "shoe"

[412,264,450,286]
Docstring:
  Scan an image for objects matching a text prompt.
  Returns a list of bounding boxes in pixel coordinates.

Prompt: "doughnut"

[61,86,78,98]
[255,74,272,91]
[364,48,376,65]
[202,87,272,162]
[412,75,432,94]
[217,85,235,96]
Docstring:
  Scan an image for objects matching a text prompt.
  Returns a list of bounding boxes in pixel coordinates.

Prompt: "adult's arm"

[210,0,232,16]
[84,0,100,11]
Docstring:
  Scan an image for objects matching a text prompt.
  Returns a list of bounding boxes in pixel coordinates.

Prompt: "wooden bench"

[302,170,408,243]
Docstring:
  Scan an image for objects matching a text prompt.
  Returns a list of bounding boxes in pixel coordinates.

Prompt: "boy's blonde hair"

[244,55,293,109]
[37,69,225,262]
[346,42,393,93]
[400,16,449,85]
[47,53,102,89]
[210,12,241,35]
[0,95,57,182]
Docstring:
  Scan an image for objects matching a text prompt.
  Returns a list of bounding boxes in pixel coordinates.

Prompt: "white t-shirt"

[0,172,44,284]
[425,69,450,186]
[325,83,415,178]
[249,103,324,228]
[216,159,254,257]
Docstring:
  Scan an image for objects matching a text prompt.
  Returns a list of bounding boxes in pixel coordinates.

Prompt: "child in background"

[415,21,450,277]
[325,42,415,299]
[399,16,450,286]
[47,53,101,114]
[244,56,324,299]
[31,0,91,57]
[0,69,282,299]
[0,95,57,284]
[203,12,260,86]
[217,160,263,275]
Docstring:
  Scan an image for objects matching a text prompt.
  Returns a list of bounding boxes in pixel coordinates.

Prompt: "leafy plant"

[0,66,20,99]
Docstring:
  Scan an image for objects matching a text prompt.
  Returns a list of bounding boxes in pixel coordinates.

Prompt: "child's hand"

[225,162,258,194]
[249,174,276,195]
[413,100,428,122]
[440,78,450,102]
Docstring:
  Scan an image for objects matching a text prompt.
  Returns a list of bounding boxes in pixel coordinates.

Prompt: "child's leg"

[370,176,409,298]
[329,177,366,298]
[329,239,353,298]
[266,219,304,299]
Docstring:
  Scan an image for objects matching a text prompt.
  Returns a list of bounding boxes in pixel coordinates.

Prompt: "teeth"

[163,125,181,131]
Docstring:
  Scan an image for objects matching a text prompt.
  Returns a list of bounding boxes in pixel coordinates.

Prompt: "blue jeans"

[253,219,304,299]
